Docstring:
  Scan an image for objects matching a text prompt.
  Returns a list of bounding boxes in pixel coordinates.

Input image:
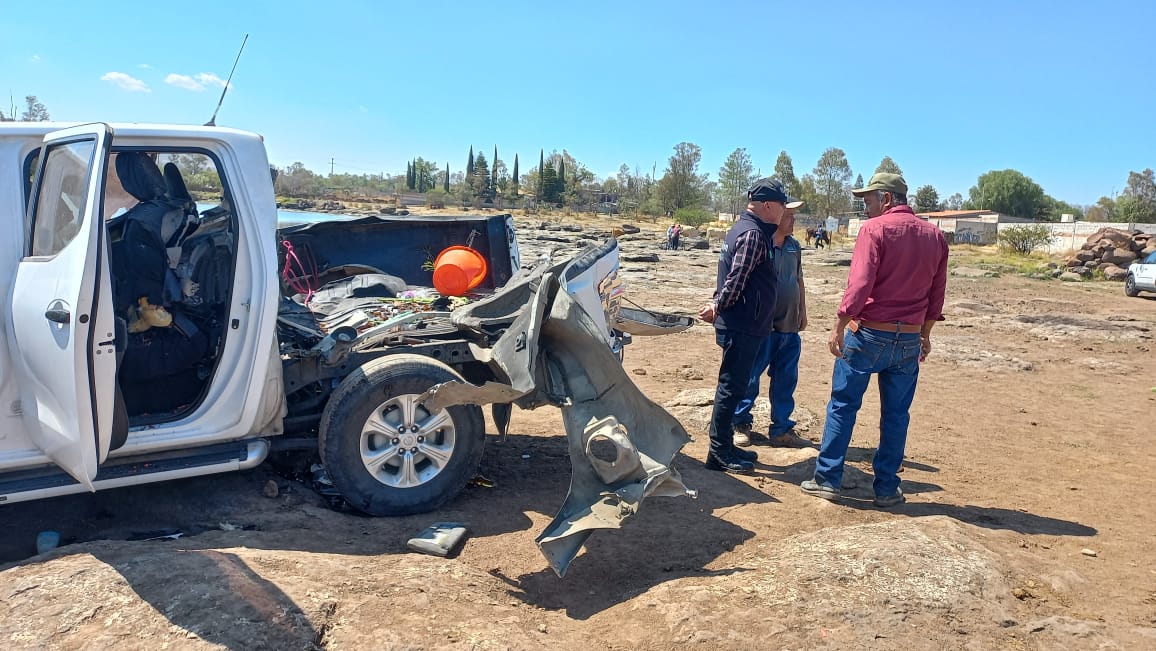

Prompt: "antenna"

[205,33,249,127]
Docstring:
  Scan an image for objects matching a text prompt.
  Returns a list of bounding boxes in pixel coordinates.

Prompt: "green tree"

[444,163,450,193]
[540,160,560,204]
[470,152,492,199]
[965,169,1050,219]
[538,149,545,197]
[945,193,964,210]
[673,207,715,228]
[511,154,519,196]
[491,146,499,197]
[20,95,49,121]
[774,150,799,197]
[1045,197,1083,221]
[914,184,941,213]
[718,147,757,218]
[998,224,1054,255]
[1115,169,1156,222]
[413,157,438,193]
[405,162,413,190]
[467,146,475,177]
[656,142,709,211]
[875,156,902,176]
[1085,196,1114,222]
[852,173,865,213]
[811,147,853,218]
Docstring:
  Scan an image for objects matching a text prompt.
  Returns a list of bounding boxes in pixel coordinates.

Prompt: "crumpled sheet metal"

[424,272,693,577]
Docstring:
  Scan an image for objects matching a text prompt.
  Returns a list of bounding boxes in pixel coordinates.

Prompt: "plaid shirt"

[714,230,768,311]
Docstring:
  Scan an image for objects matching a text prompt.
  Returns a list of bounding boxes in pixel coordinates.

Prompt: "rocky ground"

[1,213,1154,650]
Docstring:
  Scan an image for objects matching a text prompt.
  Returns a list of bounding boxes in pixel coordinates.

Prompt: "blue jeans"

[813,327,922,497]
[734,331,801,437]
[709,329,767,452]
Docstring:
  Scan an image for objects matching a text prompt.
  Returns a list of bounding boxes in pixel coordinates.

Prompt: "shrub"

[673,207,715,228]
[426,188,448,209]
[997,224,1054,255]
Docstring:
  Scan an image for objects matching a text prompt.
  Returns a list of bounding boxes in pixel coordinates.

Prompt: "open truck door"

[7,124,116,490]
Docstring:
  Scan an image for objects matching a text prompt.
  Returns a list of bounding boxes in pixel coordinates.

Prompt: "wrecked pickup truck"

[0,122,694,575]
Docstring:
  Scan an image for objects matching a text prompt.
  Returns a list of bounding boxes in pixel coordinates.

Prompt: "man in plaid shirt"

[698,178,800,474]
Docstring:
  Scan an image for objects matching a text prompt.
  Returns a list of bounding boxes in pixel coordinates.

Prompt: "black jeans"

[709,329,766,452]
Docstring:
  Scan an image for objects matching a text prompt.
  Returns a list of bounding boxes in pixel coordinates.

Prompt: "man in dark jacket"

[698,178,801,473]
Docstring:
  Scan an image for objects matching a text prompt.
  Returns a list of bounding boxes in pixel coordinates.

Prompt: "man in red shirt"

[800,172,948,507]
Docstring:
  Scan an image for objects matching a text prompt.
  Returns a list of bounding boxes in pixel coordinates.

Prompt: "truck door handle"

[45,308,71,324]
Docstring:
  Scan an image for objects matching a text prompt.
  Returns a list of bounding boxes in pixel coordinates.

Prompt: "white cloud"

[137,63,152,69]
[101,72,150,93]
[165,73,205,91]
[29,54,41,63]
[165,72,230,92]
[194,72,228,88]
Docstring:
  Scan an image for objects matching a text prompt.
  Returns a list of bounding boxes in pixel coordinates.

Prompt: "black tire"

[319,354,485,516]
[1124,274,1140,297]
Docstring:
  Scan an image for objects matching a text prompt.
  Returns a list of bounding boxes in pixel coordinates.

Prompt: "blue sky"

[2,0,1153,205]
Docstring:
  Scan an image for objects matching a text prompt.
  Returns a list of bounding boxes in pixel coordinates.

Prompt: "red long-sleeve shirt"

[838,205,948,324]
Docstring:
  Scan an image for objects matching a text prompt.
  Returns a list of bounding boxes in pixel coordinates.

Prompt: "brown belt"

[851,319,922,334]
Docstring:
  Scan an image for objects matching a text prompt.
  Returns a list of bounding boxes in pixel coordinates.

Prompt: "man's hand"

[828,326,844,357]
[920,335,932,362]
[798,310,808,332]
[698,303,717,324]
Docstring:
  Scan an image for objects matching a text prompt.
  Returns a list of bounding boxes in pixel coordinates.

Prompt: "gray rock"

[1102,247,1137,266]
[621,253,660,263]
[951,266,998,278]
[1102,264,1129,281]
[1059,271,1083,282]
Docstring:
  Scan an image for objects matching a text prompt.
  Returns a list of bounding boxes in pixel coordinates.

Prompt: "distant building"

[849,209,1034,243]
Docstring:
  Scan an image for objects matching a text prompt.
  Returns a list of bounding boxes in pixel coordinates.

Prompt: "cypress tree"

[538,149,545,197]
[491,145,498,196]
[467,146,475,177]
[444,162,450,192]
[512,154,519,195]
[558,156,566,199]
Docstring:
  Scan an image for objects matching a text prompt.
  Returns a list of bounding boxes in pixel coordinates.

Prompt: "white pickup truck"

[0,122,693,575]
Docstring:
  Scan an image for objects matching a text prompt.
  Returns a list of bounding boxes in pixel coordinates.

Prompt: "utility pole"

[330,158,335,176]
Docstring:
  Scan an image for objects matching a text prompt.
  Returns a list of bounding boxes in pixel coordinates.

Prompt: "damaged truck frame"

[0,122,694,575]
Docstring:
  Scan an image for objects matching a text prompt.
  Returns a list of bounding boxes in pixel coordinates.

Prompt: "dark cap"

[852,172,908,197]
[747,177,804,209]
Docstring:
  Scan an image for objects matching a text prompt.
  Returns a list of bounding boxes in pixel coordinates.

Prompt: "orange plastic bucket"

[432,245,488,296]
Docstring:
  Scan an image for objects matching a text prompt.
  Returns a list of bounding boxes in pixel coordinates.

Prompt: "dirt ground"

[1,217,1155,650]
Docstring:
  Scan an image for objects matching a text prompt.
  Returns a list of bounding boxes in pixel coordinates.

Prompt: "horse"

[805,227,831,249]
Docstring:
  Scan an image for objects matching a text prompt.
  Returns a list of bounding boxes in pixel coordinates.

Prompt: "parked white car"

[1125,250,1156,297]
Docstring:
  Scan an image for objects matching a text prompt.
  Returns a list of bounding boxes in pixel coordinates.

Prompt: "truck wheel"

[319,354,485,516]
[1124,274,1139,297]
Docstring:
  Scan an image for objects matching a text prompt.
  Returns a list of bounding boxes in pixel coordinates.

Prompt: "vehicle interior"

[103,151,236,425]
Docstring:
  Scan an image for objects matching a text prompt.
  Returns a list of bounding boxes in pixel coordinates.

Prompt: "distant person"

[800,173,948,507]
[666,224,675,250]
[733,204,811,449]
[671,223,682,250]
[698,178,799,474]
[814,224,828,249]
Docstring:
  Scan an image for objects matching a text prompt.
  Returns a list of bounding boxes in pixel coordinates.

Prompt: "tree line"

[11,95,1155,223]
[272,144,1156,226]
